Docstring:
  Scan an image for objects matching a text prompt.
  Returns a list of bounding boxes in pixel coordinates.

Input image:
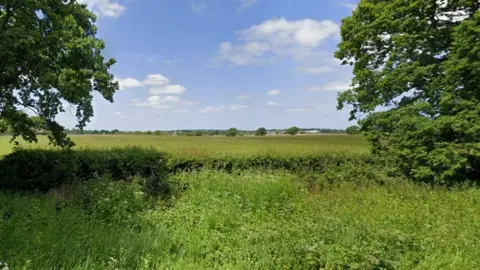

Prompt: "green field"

[0,134,369,156]
[2,135,480,269]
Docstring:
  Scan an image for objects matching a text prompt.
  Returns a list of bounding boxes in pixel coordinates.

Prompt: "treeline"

[64,128,347,136]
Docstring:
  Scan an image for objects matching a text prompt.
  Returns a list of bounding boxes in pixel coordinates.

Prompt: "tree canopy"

[286,126,299,136]
[255,127,267,136]
[346,125,360,135]
[335,0,479,183]
[0,0,118,147]
[225,128,239,137]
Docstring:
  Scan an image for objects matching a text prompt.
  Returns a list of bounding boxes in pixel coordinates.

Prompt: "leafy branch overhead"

[0,0,118,147]
[335,0,480,183]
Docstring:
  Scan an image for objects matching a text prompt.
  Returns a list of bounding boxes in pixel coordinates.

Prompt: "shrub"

[0,147,169,191]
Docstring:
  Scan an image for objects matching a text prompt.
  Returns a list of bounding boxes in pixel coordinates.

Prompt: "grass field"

[0,134,369,156]
[2,134,480,269]
[2,171,480,269]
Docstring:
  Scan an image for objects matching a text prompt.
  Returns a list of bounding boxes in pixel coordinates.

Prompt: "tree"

[286,126,299,136]
[346,125,360,135]
[255,127,267,136]
[225,128,238,137]
[335,0,480,183]
[0,0,118,148]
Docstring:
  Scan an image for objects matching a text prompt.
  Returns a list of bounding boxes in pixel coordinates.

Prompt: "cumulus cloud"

[199,104,250,113]
[114,112,122,115]
[149,85,186,95]
[117,73,187,95]
[78,0,126,18]
[117,77,143,90]
[213,18,340,65]
[132,95,181,107]
[266,89,281,96]
[143,74,170,86]
[266,101,280,106]
[308,81,351,92]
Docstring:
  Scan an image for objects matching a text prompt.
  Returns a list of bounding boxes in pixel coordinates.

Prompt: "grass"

[2,171,480,269]
[0,134,368,156]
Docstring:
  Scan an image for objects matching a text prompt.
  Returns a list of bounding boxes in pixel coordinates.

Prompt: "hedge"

[0,147,169,191]
[0,147,390,191]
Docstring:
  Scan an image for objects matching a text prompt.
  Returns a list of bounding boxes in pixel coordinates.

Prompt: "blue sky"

[60,0,358,131]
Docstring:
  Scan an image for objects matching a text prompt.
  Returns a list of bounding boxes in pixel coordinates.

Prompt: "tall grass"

[2,171,480,269]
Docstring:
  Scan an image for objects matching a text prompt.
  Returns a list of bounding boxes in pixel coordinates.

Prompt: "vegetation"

[2,170,480,269]
[0,134,368,156]
[0,0,118,147]
[1,0,480,268]
[335,0,480,184]
[346,125,360,135]
[225,127,239,137]
[286,126,300,136]
[255,127,267,136]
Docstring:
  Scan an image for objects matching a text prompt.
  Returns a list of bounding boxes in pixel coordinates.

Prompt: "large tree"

[0,0,118,147]
[335,0,479,184]
[286,126,299,136]
[255,127,267,136]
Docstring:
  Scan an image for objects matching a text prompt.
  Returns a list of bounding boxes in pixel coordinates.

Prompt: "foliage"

[0,147,169,192]
[225,127,239,137]
[346,125,360,135]
[2,171,480,269]
[286,126,300,136]
[255,127,267,136]
[0,0,118,148]
[335,0,480,184]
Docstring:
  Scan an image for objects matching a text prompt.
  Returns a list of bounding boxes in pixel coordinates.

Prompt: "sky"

[59,0,359,131]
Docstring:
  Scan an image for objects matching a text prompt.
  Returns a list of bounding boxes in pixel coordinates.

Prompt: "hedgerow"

[0,147,398,192]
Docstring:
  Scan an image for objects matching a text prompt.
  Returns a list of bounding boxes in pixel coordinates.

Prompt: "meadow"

[0,134,369,156]
[1,134,480,269]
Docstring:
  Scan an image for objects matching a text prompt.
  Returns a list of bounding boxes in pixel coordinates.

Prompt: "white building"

[305,130,320,134]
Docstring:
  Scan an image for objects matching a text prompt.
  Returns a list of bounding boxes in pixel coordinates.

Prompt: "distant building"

[305,130,320,134]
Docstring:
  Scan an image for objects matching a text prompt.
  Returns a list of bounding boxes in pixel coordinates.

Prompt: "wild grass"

[2,171,480,269]
[0,134,368,156]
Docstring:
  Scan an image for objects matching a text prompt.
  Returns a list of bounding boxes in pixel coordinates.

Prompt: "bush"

[0,147,169,191]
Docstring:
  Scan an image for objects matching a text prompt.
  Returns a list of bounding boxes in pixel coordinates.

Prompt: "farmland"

[0,134,369,156]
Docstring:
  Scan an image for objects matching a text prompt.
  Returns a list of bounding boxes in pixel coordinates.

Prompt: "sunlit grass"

[0,134,368,156]
[2,171,480,269]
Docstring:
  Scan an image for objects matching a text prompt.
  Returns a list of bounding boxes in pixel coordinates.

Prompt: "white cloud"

[78,0,126,18]
[143,74,170,86]
[132,95,181,107]
[149,84,186,95]
[214,18,339,66]
[114,111,122,115]
[117,73,187,95]
[266,89,281,96]
[236,95,252,100]
[117,77,143,90]
[308,81,351,92]
[267,101,280,106]
[286,108,310,112]
[199,104,250,113]
[296,66,333,74]
[190,0,207,14]
[153,105,173,109]
[237,0,259,12]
